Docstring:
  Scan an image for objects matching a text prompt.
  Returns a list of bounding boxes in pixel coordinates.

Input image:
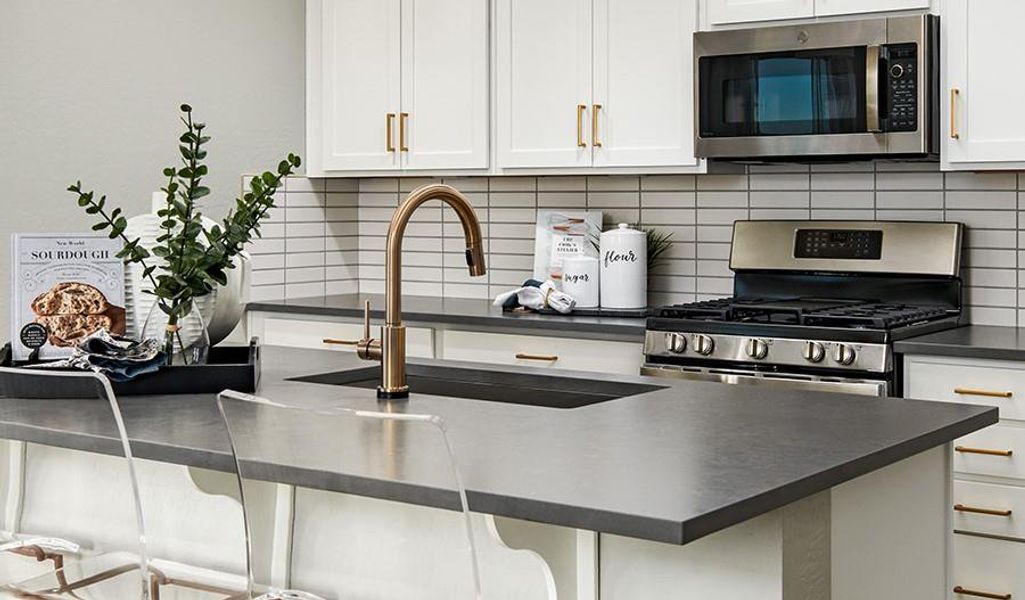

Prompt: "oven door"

[694,15,933,158]
[641,364,889,397]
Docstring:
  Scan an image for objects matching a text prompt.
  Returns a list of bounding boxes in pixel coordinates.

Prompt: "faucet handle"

[363,299,371,341]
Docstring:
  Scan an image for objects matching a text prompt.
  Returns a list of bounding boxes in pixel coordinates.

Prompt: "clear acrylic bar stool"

[216,391,482,600]
[0,367,148,598]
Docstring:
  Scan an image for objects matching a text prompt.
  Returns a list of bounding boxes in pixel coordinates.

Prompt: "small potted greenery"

[70,104,300,365]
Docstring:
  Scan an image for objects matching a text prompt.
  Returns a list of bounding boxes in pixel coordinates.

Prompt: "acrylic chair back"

[216,390,482,600]
[0,366,149,598]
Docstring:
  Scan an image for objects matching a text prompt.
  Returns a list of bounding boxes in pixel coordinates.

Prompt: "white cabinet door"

[705,0,813,25]
[400,0,489,170]
[319,0,402,171]
[441,330,643,375]
[593,0,699,168]
[944,0,1025,169]
[496,0,593,168]
[815,0,928,17]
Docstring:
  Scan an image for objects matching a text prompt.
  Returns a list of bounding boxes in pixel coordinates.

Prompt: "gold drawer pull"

[323,338,359,346]
[955,446,1014,457]
[592,104,602,147]
[386,113,396,152]
[954,503,1013,517]
[950,88,961,140]
[955,387,1013,399]
[954,586,1011,599]
[515,353,559,362]
[576,104,587,148]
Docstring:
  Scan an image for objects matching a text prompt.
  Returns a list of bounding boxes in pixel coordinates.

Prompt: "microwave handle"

[866,45,882,133]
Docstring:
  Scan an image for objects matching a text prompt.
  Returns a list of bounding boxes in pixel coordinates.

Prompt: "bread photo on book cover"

[30,281,126,347]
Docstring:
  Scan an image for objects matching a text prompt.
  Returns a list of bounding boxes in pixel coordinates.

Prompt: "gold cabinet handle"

[324,338,359,346]
[953,586,1012,600]
[955,387,1012,399]
[386,113,396,152]
[954,503,1013,517]
[399,112,409,151]
[955,445,1013,457]
[576,104,587,148]
[592,104,602,147]
[515,353,559,362]
[950,88,960,139]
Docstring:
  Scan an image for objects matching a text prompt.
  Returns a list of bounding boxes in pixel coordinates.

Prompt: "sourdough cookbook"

[10,234,126,360]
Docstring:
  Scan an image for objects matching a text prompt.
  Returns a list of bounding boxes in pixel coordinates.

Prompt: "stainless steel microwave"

[694,15,938,160]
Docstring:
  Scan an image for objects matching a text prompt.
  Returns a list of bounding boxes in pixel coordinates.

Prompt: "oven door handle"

[641,365,888,397]
[866,45,882,133]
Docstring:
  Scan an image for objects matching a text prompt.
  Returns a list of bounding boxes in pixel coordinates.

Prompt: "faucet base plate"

[377,386,410,400]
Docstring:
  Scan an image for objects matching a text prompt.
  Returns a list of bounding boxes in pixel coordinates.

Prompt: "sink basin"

[289,363,664,409]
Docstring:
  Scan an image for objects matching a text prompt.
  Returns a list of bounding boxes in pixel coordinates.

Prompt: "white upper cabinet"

[400,0,488,170]
[497,0,702,170]
[943,0,1025,170]
[706,0,813,25]
[815,0,927,17]
[704,0,927,26]
[496,0,593,169]
[592,0,699,167]
[317,0,402,171]
[308,0,489,174]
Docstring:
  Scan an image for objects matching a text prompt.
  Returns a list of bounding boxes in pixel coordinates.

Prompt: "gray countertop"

[895,325,1025,362]
[247,294,647,341]
[0,346,995,546]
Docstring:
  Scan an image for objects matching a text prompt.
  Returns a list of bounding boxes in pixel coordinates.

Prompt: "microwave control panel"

[883,43,918,132]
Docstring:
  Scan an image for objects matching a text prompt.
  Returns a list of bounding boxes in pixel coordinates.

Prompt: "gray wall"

[0,0,305,328]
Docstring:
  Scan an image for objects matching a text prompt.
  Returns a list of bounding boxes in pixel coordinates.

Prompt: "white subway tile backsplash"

[268,168,1025,326]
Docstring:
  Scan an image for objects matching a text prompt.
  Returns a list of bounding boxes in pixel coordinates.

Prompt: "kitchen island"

[0,345,996,599]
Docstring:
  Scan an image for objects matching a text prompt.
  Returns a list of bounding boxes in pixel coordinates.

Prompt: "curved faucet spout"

[372,184,486,398]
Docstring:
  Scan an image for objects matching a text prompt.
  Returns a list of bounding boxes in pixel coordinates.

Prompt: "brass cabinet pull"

[954,503,1013,517]
[950,88,960,139]
[955,387,1013,399]
[515,353,559,362]
[592,104,602,147]
[576,104,587,148]
[386,113,396,152]
[323,338,359,346]
[399,112,409,151]
[953,586,1012,599]
[955,445,1014,457]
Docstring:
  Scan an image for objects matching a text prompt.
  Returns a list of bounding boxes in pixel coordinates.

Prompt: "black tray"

[1,338,261,396]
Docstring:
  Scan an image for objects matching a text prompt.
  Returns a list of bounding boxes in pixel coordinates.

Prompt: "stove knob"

[833,343,857,366]
[693,334,715,356]
[802,341,825,363]
[665,333,687,354]
[745,338,769,360]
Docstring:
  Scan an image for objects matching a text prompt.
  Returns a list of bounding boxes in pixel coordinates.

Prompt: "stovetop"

[647,296,963,344]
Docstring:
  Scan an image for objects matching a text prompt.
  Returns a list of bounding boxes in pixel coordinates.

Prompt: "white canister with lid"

[600,223,647,309]
[561,256,600,308]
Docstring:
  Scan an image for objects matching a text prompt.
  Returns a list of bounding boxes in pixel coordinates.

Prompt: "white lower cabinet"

[440,330,644,376]
[252,315,436,358]
[952,534,1025,600]
[906,353,1025,600]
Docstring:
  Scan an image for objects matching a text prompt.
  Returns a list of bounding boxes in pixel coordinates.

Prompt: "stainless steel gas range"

[642,220,964,397]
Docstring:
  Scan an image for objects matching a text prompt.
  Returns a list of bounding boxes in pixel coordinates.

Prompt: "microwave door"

[699,46,869,139]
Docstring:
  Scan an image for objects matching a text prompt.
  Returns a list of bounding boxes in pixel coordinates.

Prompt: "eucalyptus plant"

[69,104,301,363]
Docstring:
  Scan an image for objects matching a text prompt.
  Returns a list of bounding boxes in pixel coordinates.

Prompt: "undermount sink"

[289,363,665,409]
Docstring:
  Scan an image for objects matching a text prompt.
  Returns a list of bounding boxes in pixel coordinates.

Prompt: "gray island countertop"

[0,346,995,546]
[248,294,647,341]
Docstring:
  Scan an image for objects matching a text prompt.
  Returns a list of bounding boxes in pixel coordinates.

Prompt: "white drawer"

[953,424,1025,481]
[440,330,643,376]
[260,317,435,358]
[953,533,1025,600]
[907,357,1025,421]
[954,480,1025,540]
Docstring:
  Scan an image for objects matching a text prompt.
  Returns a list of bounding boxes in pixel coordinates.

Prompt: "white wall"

[0,0,305,331]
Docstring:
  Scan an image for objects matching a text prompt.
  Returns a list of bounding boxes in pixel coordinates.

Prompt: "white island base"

[1,443,950,600]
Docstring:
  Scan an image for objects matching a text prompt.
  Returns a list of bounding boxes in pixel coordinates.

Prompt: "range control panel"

[882,43,918,132]
[794,229,883,260]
